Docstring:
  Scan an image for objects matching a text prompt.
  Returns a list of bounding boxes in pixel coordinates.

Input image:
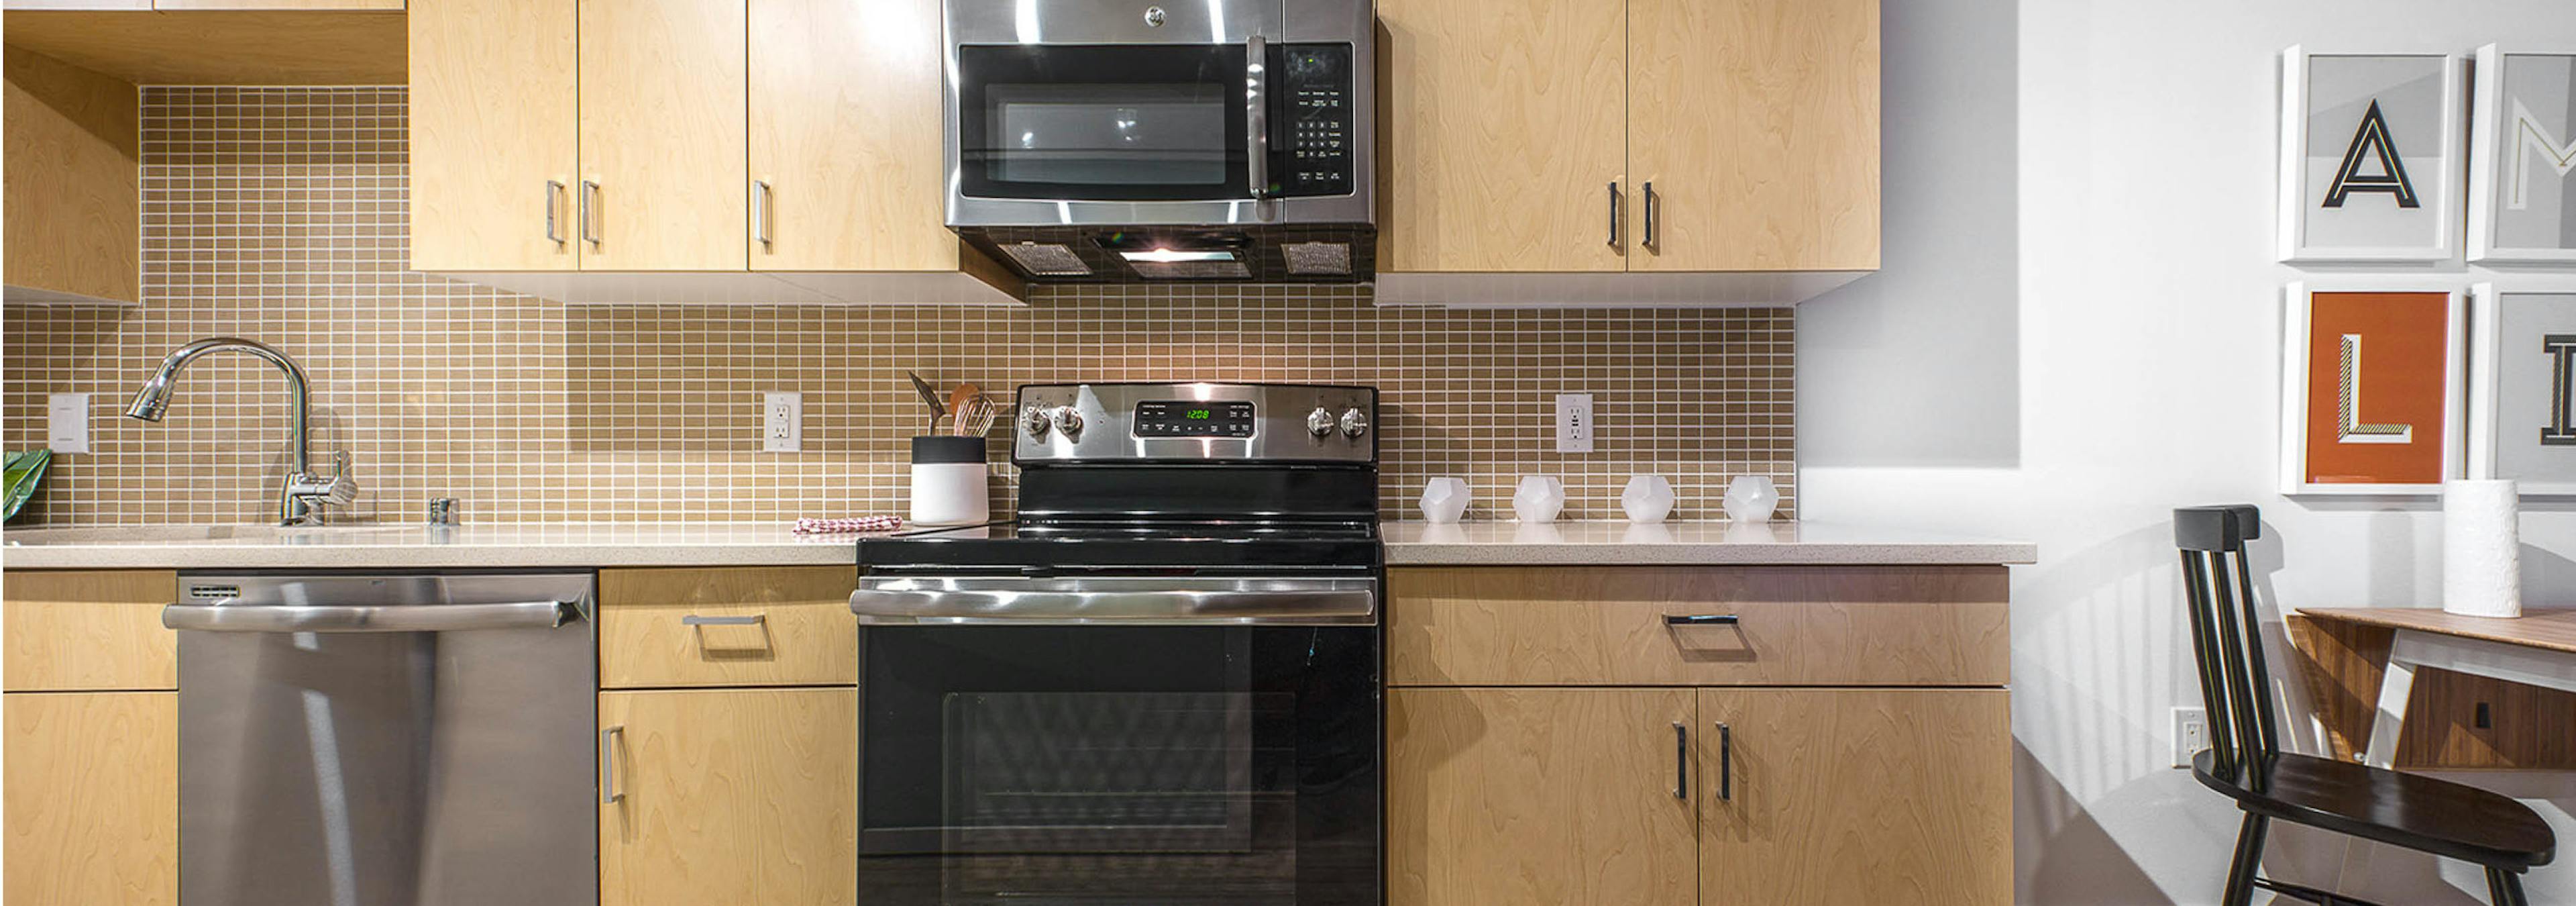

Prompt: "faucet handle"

[290,452,360,509]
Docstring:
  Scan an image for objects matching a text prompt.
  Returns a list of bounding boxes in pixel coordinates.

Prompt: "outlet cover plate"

[763,391,802,452]
[2172,707,2209,768]
[1555,393,1594,454]
[47,393,90,454]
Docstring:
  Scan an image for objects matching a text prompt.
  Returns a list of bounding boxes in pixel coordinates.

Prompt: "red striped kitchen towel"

[792,515,904,535]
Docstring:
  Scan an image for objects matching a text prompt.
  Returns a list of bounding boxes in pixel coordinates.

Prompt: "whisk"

[948,394,1000,437]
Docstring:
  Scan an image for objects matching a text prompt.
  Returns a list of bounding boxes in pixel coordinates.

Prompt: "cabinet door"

[408,0,578,270]
[1698,688,2008,905]
[1376,0,1627,272]
[600,687,857,906]
[1627,0,1878,271]
[578,0,748,270]
[3,691,178,906]
[1387,687,1696,906]
[3,569,177,691]
[748,0,953,271]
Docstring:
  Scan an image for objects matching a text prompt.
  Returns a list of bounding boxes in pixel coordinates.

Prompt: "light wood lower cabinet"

[598,566,859,688]
[2,568,179,692]
[3,691,179,906]
[1387,687,1697,906]
[599,686,858,906]
[1698,687,2010,905]
[1387,566,2012,906]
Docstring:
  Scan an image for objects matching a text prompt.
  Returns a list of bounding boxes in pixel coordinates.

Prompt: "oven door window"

[956,44,1251,201]
[858,624,1379,905]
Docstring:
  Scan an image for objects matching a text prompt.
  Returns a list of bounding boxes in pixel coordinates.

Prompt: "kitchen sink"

[2,523,424,545]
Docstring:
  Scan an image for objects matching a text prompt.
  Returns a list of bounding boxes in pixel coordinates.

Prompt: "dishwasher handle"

[162,599,584,633]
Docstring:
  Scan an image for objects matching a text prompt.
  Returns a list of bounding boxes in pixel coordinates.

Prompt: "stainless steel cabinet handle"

[579,179,600,246]
[1607,181,1621,248]
[1245,34,1269,205]
[545,180,566,244]
[752,180,771,248]
[1664,613,1740,625]
[1672,721,1689,799]
[680,613,765,627]
[162,600,582,633]
[1717,721,1733,801]
[600,725,623,804]
[1643,181,1659,249]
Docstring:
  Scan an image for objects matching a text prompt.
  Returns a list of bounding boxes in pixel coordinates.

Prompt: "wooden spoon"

[947,383,981,436]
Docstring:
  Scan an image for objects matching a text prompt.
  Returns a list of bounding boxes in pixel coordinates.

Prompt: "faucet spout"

[126,337,327,523]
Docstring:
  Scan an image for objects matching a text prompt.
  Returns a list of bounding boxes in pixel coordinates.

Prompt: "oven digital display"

[1134,401,1255,438]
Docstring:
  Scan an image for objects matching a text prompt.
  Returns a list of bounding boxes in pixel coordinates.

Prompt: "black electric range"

[849,382,1383,906]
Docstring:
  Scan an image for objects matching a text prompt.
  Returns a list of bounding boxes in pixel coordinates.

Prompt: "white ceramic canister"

[910,436,990,526]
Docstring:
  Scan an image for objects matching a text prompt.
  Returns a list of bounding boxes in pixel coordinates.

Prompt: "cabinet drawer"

[1387,566,2008,687]
[3,570,178,692]
[599,566,857,688]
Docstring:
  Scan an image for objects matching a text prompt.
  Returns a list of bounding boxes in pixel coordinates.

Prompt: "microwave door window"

[957,45,1250,201]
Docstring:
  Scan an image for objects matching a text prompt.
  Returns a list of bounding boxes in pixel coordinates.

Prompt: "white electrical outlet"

[47,393,91,454]
[2171,707,2210,768]
[763,391,802,452]
[1555,393,1595,454]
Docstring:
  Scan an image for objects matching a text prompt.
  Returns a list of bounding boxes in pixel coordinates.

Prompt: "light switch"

[47,393,91,454]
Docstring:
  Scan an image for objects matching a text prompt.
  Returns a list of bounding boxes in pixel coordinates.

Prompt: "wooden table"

[2296,607,2576,768]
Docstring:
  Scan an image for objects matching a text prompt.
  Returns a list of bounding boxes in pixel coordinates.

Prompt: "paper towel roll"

[2443,479,2523,619]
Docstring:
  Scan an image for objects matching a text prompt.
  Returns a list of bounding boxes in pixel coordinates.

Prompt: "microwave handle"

[1246,34,1269,205]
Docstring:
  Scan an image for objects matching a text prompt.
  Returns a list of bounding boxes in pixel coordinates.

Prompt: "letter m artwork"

[2324,100,2421,209]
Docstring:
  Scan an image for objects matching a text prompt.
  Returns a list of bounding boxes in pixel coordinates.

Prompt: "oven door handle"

[849,578,1376,625]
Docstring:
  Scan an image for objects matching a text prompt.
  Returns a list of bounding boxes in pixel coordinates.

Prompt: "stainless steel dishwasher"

[166,572,597,906]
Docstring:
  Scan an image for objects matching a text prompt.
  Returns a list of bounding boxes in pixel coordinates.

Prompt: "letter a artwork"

[2325,100,2421,208]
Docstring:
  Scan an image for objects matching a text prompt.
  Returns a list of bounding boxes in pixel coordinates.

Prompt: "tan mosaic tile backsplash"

[1,87,1793,526]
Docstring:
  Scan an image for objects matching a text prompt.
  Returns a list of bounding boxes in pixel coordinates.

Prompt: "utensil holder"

[910,436,989,527]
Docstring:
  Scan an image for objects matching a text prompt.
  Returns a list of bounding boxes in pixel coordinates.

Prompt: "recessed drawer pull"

[680,614,765,627]
[1664,614,1740,626]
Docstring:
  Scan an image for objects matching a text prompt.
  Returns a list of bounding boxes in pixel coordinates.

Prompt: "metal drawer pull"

[579,179,601,245]
[1673,721,1689,800]
[544,180,566,244]
[162,600,581,633]
[752,180,771,247]
[680,613,765,627]
[1664,614,1740,625]
[600,725,623,804]
[1717,721,1733,801]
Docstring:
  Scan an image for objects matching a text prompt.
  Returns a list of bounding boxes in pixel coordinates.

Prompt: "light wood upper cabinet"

[578,0,749,271]
[600,687,858,906]
[3,691,179,906]
[1375,0,1626,272]
[407,0,577,271]
[3,49,140,305]
[2,569,178,691]
[1627,0,1878,272]
[1387,687,1697,906]
[1697,687,2009,906]
[749,0,953,271]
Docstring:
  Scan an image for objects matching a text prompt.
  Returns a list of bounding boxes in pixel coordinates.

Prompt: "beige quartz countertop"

[1379,520,2035,565]
[1,520,2034,570]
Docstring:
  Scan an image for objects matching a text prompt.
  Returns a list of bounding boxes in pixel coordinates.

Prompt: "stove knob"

[1307,407,1335,437]
[1340,407,1370,439]
[1050,405,1085,439]
[1021,405,1052,439]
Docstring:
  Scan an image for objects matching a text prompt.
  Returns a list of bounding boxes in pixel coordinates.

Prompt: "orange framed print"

[2279,279,2465,495]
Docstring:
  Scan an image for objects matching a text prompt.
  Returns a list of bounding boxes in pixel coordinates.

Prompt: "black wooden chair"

[2176,505,2555,906]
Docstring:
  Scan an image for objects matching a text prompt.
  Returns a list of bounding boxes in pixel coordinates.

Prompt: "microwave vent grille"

[1282,242,1353,276]
[998,242,1091,276]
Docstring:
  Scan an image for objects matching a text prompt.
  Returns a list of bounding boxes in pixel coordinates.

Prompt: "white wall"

[1801,1,2576,903]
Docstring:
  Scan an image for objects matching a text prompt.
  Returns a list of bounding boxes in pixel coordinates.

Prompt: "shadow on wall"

[1795,0,2021,470]
[2015,740,2174,905]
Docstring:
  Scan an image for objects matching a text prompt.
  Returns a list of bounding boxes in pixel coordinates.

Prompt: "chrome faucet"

[125,337,358,525]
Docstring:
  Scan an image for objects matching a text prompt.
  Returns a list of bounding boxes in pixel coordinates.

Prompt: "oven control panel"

[1016,383,1375,463]
[1273,44,1354,198]
[1133,400,1257,438]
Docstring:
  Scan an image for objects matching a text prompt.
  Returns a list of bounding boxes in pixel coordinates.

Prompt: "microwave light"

[1119,248,1238,264]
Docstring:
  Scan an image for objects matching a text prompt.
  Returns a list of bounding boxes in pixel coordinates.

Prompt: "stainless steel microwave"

[943,0,1376,283]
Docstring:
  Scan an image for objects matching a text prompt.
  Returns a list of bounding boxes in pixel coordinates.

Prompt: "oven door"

[849,574,1381,905]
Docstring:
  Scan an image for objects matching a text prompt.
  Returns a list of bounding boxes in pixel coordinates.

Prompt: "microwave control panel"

[1275,44,1354,197]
